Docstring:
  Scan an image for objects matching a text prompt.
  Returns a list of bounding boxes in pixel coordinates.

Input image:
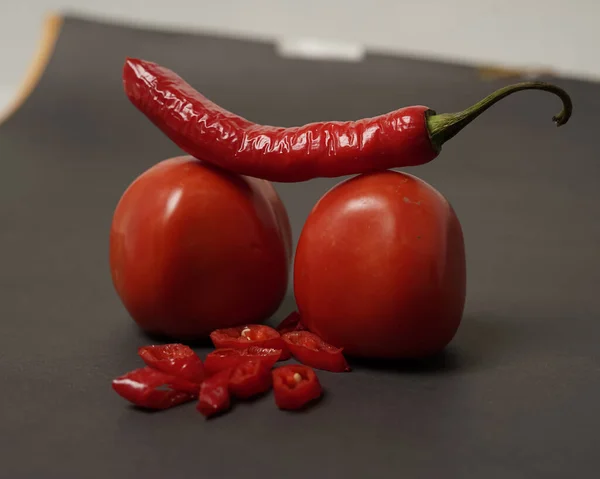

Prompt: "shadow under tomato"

[348,348,462,375]
[266,293,298,329]
[348,311,524,375]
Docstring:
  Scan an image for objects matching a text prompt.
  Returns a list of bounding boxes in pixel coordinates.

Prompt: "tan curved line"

[0,13,63,125]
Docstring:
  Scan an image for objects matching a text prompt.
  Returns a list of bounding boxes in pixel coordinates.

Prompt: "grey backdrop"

[1,15,599,478]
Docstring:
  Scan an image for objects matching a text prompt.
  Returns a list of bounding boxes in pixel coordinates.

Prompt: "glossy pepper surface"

[228,358,273,399]
[197,368,232,418]
[112,367,196,409]
[138,344,204,384]
[204,346,282,377]
[283,331,350,372]
[210,325,290,360]
[272,365,322,410]
[123,58,572,183]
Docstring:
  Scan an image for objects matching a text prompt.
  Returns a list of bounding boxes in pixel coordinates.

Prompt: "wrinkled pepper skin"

[124,58,571,183]
[122,58,437,183]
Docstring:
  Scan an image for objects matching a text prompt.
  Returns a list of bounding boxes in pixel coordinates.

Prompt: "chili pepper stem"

[426,81,573,152]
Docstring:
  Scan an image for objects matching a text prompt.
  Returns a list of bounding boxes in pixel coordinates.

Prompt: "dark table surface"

[1,15,599,478]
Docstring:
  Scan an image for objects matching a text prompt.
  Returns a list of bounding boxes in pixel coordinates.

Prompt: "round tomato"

[110,156,292,339]
[293,171,466,359]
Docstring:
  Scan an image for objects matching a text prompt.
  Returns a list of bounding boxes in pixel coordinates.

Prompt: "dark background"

[1,15,599,478]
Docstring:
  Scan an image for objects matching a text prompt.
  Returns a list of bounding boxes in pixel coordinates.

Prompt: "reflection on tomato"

[110,156,292,339]
[294,171,466,359]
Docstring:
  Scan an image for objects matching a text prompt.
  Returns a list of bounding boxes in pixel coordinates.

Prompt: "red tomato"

[110,156,292,339]
[293,171,466,359]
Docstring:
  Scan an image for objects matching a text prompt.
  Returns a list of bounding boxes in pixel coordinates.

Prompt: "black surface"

[1,15,599,478]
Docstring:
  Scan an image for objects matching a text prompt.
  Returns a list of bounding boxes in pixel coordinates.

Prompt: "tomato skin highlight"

[109,156,291,339]
[294,171,466,359]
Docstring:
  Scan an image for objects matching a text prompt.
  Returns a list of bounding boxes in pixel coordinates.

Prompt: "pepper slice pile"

[112,313,343,417]
[283,331,350,372]
[113,344,205,409]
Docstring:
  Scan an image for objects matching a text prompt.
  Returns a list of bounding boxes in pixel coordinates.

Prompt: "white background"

[0,0,597,111]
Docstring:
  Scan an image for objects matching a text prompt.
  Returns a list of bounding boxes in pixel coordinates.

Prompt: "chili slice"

[272,365,322,410]
[210,325,290,360]
[228,358,273,399]
[275,311,306,335]
[197,368,233,418]
[138,343,204,384]
[283,331,350,372]
[204,346,282,377]
[112,367,196,410]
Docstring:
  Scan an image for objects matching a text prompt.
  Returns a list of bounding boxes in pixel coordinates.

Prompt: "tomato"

[293,171,466,359]
[110,156,292,339]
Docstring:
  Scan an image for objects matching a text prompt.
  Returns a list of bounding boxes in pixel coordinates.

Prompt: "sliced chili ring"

[272,365,322,410]
[210,325,290,360]
[204,346,282,377]
[112,367,196,409]
[197,368,233,418]
[138,343,204,384]
[282,331,350,372]
[228,358,273,399]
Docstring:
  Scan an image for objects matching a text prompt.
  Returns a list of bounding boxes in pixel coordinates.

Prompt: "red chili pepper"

[197,368,233,418]
[210,325,290,360]
[112,367,196,410]
[228,358,273,399]
[275,311,306,335]
[204,346,282,377]
[283,331,350,372]
[272,365,322,410]
[138,344,204,384]
[123,58,572,183]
